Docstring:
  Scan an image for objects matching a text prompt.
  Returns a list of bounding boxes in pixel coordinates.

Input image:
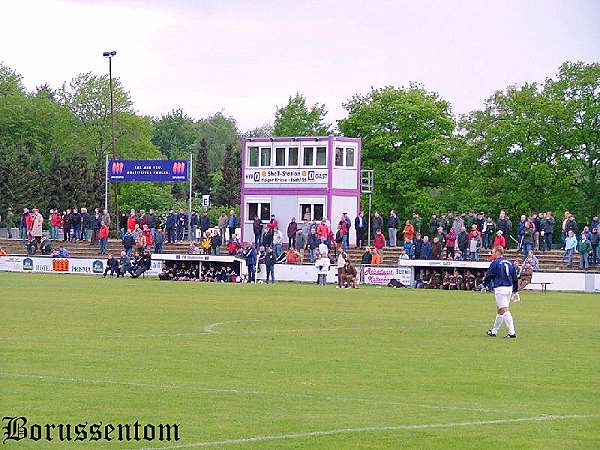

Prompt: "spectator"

[103,253,120,277]
[81,207,91,241]
[200,231,212,254]
[342,261,358,289]
[295,229,306,263]
[578,233,591,270]
[24,208,34,240]
[199,211,210,239]
[496,211,512,248]
[127,212,137,233]
[267,214,278,231]
[361,247,372,265]
[147,209,157,241]
[61,208,71,242]
[414,233,423,260]
[122,230,135,257]
[403,238,414,259]
[431,237,442,260]
[420,236,432,260]
[31,208,44,244]
[402,219,415,245]
[92,210,102,245]
[467,226,482,261]
[339,213,351,250]
[227,209,238,240]
[52,245,70,257]
[252,215,263,246]
[318,238,329,258]
[493,230,506,248]
[71,208,81,241]
[307,229,319,263]
[0,247,6,256]
[176,209,187,242]
[98,221,109,255]
[187,242,200,255]
[371,248,382,265]
[482,216,495,249]
[50,209,61,240]
[101,209,111,230]
[316,219,329,241]
[355,211,366,248]
[142,225,153,249]
[373,229,385,256]
[118,212,127,239]
[244,244,257,283]
[190,210,199,242]
[119,251,131,277]
[273,227,283,259]
[336,249,347,288]
[435,226,446,248]
[429,214,439,236]
[457,226,468,259]
[264,247,276,284]
[562,230,577,267]
[372,212,383,239]
[211,229,222,256]
[286,248,301,264]
[154,228,165,254]
[521,221,534,256]
[591,226,599,265]
[166,209,176,244]
[445,227,457,259]
[540,212,555,251]
[287,218,298,249]
[218,212,228,241]
[411,213,421,235]
[315,254,330,285]
[3,207,15,238]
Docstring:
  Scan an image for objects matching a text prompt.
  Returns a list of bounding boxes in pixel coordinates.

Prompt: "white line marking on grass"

[203,320,263,334]
[0,372,494,412]
[141,414,600,449]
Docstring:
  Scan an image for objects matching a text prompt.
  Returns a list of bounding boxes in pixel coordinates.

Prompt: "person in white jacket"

[315,255,330,285]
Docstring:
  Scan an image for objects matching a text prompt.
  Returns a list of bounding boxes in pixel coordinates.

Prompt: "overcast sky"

[2,0,599,130]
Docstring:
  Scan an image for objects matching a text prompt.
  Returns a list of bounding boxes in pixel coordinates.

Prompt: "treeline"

[0,61,598,224]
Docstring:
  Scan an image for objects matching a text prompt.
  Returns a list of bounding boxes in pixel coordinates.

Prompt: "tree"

[0,63,25,97]
[273,93,330,136]
[193,138,211,196]
[196,112,240,171]
[214,144,240,206]
[152,108,197,160]
[244,123,273,138]
[339,85,455,219]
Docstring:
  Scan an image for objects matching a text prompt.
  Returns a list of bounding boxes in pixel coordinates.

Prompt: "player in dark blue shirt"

[484,246,518,338]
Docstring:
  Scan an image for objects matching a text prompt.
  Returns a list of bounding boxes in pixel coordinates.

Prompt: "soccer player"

[484,246,518,338]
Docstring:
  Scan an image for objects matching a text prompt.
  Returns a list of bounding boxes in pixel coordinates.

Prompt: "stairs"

[1,238,598,274]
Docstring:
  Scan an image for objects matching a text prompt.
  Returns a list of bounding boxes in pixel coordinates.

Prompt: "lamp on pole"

[102,50,118,234]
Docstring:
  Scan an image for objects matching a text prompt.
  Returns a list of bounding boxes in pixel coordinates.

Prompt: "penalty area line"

[141,414,600,449]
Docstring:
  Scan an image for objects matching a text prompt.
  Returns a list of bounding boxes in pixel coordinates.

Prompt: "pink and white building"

[240,136,361,245]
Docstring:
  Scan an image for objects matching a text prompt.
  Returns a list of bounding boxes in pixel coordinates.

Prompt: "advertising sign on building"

[108,160,189,182]
[244,169,328,185]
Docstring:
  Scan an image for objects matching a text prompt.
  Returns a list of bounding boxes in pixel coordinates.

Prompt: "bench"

[528,282,552,293]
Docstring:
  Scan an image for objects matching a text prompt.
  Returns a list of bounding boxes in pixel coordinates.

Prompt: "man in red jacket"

[98,221,109,255]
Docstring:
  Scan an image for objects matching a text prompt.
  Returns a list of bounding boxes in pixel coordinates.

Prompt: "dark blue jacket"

[176,213,187,228]
[355,216,365,230]
[166,213,176,229]
[92,215,102,231]
[421,242,432,260]
[244,247,257,266]
[200,215,210,231]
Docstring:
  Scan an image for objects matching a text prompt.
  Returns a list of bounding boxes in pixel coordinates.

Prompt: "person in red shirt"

[402,220,415,243]
[316,220,329,240]
[373,229,386,257]
[127,213,137,232]
[493,230,506,249]
[142,225,153,247]
[286,248,300,264]
[50,209,62,240]
[98,222,109,255]
[267,215,278,231]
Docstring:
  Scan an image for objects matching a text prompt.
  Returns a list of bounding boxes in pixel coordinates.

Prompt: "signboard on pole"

[108,160,189,182]
[201,195,210,208]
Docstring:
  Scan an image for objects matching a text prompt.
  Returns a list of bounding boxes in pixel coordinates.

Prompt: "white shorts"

[494,286,512,309]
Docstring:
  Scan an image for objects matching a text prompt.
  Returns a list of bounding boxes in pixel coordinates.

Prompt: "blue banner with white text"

[108,159,189,182]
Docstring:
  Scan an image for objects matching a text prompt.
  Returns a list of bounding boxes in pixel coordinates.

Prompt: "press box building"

[240,136,361,245]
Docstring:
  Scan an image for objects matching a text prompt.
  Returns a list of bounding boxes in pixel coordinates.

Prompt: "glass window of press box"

[300,204,324,221]
[335,147,355,167]
[248,202,271,221]
[248,146,326,168]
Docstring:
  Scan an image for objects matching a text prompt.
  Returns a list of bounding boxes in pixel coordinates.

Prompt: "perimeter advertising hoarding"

[108,160,188,182]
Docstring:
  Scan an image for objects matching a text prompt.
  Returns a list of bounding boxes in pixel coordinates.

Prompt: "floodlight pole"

[103,50,118,235]
[188,152,193,241]
[104,153,109,211]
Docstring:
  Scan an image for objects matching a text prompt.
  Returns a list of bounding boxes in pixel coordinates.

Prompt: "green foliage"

[193,138,211,196]
[274,93,330,136]
[151,108,197,160]
[119,182,174,213]
[214,144,240,207]
[339,85,455,219]
[196,112,240,171]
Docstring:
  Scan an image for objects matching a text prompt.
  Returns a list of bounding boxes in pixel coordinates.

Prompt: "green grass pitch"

[1,273,599,449]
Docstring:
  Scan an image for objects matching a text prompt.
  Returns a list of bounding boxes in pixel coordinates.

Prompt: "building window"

[248,202,271,221]
[335,147,344,166]
[288,147,299,166]
[300,203,324,221]
[316,147,327,166]
[303,147,314,166]
[346,147,355,167]
[275,147,285,166]
[260,147,271,166]
[248,147,259,167]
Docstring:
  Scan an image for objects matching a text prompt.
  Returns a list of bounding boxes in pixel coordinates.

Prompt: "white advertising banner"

[244,168,328,185]
[363,266,413,285]
[0,256,163,276]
